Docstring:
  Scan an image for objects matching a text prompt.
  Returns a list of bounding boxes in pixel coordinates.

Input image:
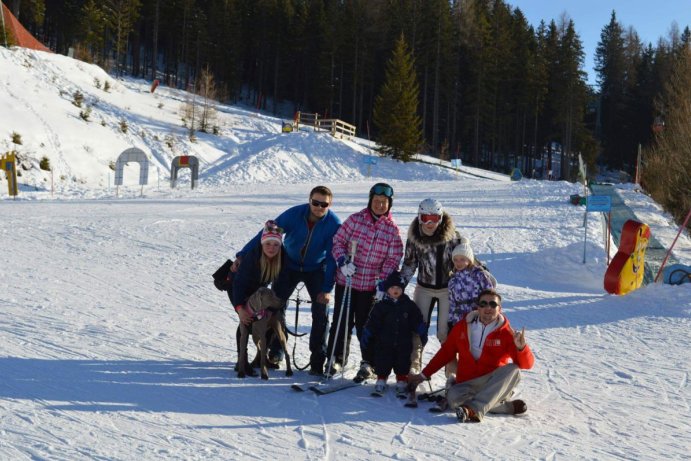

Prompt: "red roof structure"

[1,1,50,52]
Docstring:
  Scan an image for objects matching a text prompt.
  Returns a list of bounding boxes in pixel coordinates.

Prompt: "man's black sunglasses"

[478,300,499,308]
[311,199,330,208]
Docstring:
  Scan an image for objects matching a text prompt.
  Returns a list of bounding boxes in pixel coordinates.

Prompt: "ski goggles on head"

[264,221,284,234]
[419,213,442,224]
[371,184,394,197]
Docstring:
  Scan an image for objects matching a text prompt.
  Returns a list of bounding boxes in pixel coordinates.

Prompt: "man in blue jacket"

[235,185,342,375]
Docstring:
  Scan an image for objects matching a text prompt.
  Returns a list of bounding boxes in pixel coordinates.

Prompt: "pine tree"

[79,0,106,63]
[373,33,423,162]
[456,0,493,166]
[527,20,549,172]
[485,0,516,170]
[595,11,628,169]
[556,19,588,179]
[641,45,691,229]
[197,65,218,133]
[509,9,541,169]
[103,0,142,75]
[412,0,454,156]
[621,27,653,163]
[206,0,243,100]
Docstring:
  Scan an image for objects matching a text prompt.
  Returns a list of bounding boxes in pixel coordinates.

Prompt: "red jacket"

[422,311,534,384]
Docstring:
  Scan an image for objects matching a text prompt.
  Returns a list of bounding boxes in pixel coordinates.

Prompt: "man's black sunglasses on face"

[311,199,330,208]
[478,300,499,308]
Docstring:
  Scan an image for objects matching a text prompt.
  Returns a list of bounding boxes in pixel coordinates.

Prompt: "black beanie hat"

[383,270,406,291]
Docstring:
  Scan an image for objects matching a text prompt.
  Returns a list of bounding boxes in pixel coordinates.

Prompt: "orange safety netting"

[1,1,50,52]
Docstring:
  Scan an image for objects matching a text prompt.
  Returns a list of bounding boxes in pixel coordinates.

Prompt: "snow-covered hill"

[0,47,505,197]
[1,47,690,460]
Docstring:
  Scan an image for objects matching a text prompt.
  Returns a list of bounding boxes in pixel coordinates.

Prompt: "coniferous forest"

[4,0,690,224]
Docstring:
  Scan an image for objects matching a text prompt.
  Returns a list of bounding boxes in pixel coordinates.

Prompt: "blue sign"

[363,156,378,165]
[451,159,462,168]
[586,195,612,212]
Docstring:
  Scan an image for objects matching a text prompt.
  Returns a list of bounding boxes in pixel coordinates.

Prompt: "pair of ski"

[291,375,446,411]
[419,387,449,412]
[290,376,368,395]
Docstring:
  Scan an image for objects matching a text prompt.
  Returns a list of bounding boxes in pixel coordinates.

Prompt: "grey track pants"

[446,363,521,421]
[409,286,450,374]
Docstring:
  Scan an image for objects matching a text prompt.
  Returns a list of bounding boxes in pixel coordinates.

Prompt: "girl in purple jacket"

[448,238,495,328]
[441,237,495,382]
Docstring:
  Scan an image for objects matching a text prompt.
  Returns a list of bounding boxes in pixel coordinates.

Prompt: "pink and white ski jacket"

[332,208,403,291]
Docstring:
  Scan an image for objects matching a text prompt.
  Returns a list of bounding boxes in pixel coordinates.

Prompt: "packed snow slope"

[1,48,691,460]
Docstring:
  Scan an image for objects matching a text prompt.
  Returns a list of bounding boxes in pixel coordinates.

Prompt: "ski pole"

[341,241,357,370]
[654,207,691,283]
[324,278,349,382]
[340,276,353,369]
[419,384,446,401]
[324,241,357,380]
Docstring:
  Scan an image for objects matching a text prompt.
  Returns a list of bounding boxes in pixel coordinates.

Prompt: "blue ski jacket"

[238,204,342,293]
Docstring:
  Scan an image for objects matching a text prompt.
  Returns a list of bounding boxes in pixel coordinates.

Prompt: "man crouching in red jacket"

[408,289,535,423]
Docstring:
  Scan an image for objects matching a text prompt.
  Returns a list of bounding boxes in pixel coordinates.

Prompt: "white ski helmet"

[418,198,443,217]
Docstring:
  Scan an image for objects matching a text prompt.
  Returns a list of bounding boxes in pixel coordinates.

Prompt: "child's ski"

[290,381,320,392]
[309,379,367,395]
[428,398,449,413]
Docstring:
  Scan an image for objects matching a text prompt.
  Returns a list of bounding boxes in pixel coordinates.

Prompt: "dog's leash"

[285,284,308,338]
[288,284,310,371]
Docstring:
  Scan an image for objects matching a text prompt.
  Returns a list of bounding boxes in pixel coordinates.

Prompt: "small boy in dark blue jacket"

[361,270,427,397]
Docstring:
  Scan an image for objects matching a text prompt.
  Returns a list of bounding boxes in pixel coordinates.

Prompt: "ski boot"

[371,379,387,397]
[353,361,374,383]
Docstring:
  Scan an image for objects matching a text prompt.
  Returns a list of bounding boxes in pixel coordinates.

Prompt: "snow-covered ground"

[1,47,690,460]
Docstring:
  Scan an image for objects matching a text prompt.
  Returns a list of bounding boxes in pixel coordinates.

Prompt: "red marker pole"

[654,208,691,283]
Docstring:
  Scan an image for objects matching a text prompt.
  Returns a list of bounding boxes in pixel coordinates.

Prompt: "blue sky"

[506,0,691,88]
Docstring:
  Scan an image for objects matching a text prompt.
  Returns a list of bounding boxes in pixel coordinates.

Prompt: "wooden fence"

[295,111,356,139]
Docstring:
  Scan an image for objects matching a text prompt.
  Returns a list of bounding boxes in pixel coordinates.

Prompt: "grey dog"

[237,287,293,380]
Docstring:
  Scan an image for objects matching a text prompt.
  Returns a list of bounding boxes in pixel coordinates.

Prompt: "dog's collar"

[245,300,280,322]
[252,309,269,321]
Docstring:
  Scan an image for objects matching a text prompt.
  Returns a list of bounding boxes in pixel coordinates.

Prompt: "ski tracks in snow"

[292,394,330,460]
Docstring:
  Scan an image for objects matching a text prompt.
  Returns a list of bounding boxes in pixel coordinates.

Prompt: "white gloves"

[340,262,356,277]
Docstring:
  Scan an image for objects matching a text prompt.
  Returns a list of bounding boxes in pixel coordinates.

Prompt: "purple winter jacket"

[448,265,494,324]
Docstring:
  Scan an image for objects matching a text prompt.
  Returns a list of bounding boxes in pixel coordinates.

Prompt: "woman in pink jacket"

[327,183,404,381]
